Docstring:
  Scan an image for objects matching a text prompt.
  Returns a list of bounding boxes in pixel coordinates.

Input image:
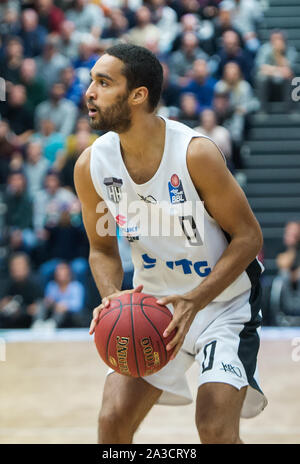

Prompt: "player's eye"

[99,80,108,87]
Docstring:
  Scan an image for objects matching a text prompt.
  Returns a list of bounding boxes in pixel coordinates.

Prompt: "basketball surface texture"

[94,293,176,377]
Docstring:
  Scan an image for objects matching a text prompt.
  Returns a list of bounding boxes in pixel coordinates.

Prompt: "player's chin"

[89,115,101,130]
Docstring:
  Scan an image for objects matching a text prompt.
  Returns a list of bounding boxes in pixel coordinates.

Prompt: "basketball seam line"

[131,293,141,377]
[105,304,122,365]
[140,301,168,363]
[99,305,122,321]
[138,300,172,316]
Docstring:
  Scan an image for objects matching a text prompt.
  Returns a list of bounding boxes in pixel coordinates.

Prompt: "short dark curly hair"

[105,43,163,112]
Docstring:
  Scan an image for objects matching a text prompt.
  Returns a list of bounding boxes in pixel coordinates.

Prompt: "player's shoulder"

[188,135,225,166]
[74,146,91,177]
[91,130,118,151]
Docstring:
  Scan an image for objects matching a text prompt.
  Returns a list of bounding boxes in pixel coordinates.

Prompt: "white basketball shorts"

[107,283,268,418]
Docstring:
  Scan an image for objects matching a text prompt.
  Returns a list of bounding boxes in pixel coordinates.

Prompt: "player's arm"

[157,137,263,358]
[74,148,143,334]
[184,136,263,307]
[74,147,123,296]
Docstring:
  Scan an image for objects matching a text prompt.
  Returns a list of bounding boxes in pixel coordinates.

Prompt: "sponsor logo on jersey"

[220,363,242,378]
[137,193,157,204]
[115,214,126,226]
[127,235,139,242]
[104,177,123,203]
[141,253,211,276]
[168,174,186,204]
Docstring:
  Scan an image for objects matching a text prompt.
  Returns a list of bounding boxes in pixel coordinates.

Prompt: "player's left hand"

[156,294,198,360]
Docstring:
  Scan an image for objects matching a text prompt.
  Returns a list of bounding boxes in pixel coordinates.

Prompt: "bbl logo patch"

[104,177,123,203]
[168,174,186,204]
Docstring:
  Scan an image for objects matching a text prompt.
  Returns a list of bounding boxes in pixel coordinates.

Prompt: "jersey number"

[202,340,217,373]
[179,216,203,246]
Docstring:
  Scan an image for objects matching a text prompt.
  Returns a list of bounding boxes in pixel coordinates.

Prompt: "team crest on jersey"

[168,174,186,204]
[104,177,123,203]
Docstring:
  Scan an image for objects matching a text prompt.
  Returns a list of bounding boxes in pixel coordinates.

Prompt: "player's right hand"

[89,284,143,335]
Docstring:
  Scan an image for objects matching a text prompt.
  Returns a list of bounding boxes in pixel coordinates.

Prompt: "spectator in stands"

[60,66,85,107]
[0,120,15,184]
[214,61,260,143]
[219,0,262,54]
[101,8,129,40]
[173,0,201,18]
[254,30,298,112]
[72,39,99,87]
[58,120,98,191]
[35,36,71,91]
[178,92,199,127]
[172,9,215,56]
[212,87,243,168]
[171,13,202,52]
[0,252,43,328]
[31,119,65,166]
[19,58,47,116]
[33,169,77,235]
[275,221,300,317]
[181,58,217,111]
[66,0,104,38]
[57,20,83,60]
[0,85,34,144]
[216,29,253,82]
[127,5,160,50]
[39,205,89,284]
[169,31,209,86]
[17,8,47,58]
[24,140,50,199]
[160,61,181,108]
[34,0,65,34]
[276,222,300,275]
[3,170,36,252]
[35,81,78,137]
[0,5,19,41]
[0,35,23,85]
[148,0,178,54]
[210,2,244,55]
[195,108,233,171]
[40,261,85,328]
[216,61,260,113]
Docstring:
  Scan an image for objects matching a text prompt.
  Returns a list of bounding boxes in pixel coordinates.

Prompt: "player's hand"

[156,294,198,360]
[89,284,143,335]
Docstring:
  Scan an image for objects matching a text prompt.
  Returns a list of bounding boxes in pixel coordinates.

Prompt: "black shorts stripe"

[237,282,263,394]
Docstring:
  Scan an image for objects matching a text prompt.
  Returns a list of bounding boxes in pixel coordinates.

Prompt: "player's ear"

[130,86,148,107]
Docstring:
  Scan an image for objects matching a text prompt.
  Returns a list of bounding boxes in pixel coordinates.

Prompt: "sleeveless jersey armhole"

[182,134,227,224]
[90,142,105,199]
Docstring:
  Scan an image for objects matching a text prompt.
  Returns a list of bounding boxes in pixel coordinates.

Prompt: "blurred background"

[0,0,300,445]
[0,0,300,330]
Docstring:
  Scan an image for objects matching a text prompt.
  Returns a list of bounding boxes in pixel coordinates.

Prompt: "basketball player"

[74,44,267,444]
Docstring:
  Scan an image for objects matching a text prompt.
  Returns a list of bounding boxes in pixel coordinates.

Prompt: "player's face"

[85,54,132,133]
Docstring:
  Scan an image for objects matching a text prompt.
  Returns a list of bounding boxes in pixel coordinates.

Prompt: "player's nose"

[85,82,96,100]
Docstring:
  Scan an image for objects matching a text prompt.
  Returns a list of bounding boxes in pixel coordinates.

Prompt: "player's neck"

[118,113,165,162]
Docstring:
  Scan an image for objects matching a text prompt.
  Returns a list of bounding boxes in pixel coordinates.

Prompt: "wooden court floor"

[1,330,300,444]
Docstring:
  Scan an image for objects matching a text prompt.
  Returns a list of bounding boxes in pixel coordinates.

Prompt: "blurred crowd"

[0,0,298,329]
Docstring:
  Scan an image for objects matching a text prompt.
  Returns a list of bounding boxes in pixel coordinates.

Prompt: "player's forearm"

[184,233,262,310]
[89,248,124,299]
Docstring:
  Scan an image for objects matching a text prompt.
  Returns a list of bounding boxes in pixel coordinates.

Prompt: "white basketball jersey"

[90,117,264,302]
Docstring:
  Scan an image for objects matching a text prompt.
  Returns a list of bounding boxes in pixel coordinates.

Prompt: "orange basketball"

[94,292,176,377]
